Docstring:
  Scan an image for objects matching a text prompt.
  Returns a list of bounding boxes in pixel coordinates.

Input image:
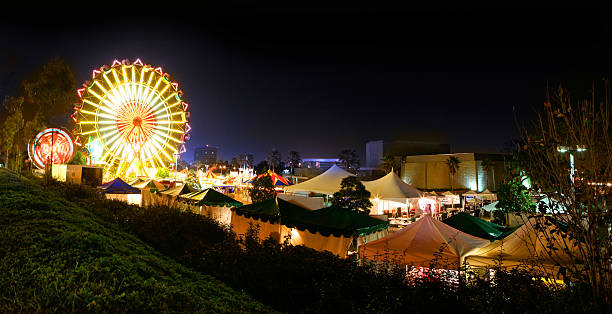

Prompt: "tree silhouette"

[445,156,460,192]
[331,176,372,214]
[266,149,282,171]
[480,158,494,190]
[338,149,360,173]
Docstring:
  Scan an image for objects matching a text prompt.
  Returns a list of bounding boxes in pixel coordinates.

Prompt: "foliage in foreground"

[43,174,604,313]
[0,169,271,313]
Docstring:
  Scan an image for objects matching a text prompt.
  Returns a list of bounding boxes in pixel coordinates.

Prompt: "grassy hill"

[0,169,271,313]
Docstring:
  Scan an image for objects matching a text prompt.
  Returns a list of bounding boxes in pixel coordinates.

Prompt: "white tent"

[284,164,354,195]
[362,171,424,201]
[478,188,497,201]
[465,216,582,274]
[359,215,490,269]
[463,190,480,197]
[362,171,427,215]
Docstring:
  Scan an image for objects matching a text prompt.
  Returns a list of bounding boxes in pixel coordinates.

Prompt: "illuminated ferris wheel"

[73,58,190,180]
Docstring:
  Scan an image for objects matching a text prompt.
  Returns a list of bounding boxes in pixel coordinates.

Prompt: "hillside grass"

[0,169,272,313]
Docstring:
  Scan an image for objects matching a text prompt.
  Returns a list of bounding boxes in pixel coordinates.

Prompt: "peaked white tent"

[465,216,582,274]
[463,190,480,197]
[478,188,497,201]
[362,171,427,215]
[362,171,424,201]
[285,164,354,195]
[359,215,490,269]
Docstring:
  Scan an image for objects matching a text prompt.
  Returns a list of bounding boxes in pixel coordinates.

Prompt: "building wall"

[401,152,510,191]
[365,140,383,168]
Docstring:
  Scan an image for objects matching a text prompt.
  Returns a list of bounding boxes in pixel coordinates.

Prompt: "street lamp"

[557,145,587,183]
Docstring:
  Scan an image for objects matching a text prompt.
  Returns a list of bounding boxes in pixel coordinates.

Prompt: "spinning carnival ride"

[28,128,75,169]
[73,59,190,180]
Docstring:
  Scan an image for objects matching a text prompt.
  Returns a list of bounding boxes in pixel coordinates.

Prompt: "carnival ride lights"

[73,59,191,179]
[28,128,75,169]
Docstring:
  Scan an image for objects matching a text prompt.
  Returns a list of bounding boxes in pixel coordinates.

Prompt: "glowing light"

[75,58,188,179]
[92,69,101,79]
[28,128,75,169]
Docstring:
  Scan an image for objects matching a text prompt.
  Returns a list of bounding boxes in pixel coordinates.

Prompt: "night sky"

[1,6,610,163]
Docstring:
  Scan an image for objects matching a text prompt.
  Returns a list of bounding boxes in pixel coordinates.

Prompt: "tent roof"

[359,215,489,268]
[479,188,494,195]
[132,179,166,191]
[159,184,196,196]
[286,205,389,237]
[362,171,424,201]
[246,170,292,186]
[465,216,582,268]
[442,212,517,241]
[180,188,243,207]
[463,190,479,196]
[231,197,310,223]
[284,165,354,194]
[99,177,141,194]
[442,191,457,196]
[232,198,387,237]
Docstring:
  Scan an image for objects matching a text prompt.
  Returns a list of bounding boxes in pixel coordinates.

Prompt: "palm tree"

[266,149,282,171]
[380,155,400,174]
[445,156,460,192]
[481,159,494,190]
[338,149,360,173]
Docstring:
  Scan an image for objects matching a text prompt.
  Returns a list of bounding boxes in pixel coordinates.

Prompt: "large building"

[193,145,218,166]
[366,140,450,169]
[401,152,511,192]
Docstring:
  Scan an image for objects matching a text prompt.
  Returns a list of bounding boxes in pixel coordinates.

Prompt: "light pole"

[557,145,587,184]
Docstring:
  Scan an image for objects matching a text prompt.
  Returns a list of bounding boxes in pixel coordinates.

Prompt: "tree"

[481,158,495,190]
[286,150,301,176]
[331,176,373,214]
[266,149,283,171]
[69,148,88,165]
[494,170,535,225]
[254,160,269,174]
[22,58,77,127]
[1,97,24,170]
[338,149,360,173]
[156,167,170,178]
[517,82,611,307]
[445,156,460,192]
[248,175,276,203]
[380,155,401,174]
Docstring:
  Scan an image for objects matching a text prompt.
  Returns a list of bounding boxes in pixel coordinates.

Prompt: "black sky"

[1,6,610,163]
